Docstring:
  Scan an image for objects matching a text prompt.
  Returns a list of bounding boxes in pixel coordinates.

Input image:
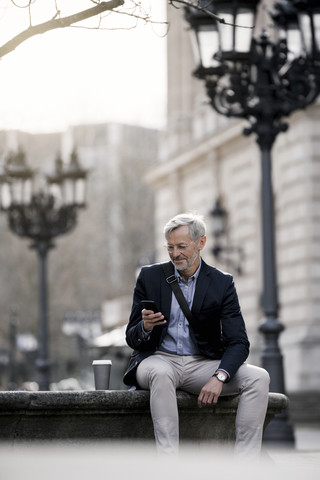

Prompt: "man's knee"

[251,366,270,393]
[240,364,270,393]
[261,368,270,386]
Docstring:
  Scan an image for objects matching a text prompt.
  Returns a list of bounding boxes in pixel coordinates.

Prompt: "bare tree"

[0,0,158,59]
[0,0,232,61]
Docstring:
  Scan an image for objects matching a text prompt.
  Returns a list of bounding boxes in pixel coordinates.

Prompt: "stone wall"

[0,390,287,444]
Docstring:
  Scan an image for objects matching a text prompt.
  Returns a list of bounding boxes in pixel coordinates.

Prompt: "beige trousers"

[136,351,270,457]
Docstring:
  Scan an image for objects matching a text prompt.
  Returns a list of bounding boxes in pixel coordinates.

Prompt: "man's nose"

[171,247,183,256]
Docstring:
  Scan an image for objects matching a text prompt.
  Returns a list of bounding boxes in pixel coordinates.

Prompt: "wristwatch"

[213,371,227,383]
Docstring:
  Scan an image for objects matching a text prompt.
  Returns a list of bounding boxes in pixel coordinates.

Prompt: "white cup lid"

[92,360,112,365]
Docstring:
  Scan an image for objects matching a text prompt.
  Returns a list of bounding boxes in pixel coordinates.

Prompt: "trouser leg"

[136,354,270,457]
[229,364,270,458]
[181,359,270,458]
[136,353,181,454]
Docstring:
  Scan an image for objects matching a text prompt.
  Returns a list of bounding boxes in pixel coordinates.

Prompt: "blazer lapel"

[160,261,174,322]
[192,260,212,315]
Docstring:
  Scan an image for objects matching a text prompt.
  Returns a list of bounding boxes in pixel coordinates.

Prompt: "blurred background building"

[0,123,157,389]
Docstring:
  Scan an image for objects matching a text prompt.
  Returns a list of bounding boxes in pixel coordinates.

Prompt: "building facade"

[145,2,320,408]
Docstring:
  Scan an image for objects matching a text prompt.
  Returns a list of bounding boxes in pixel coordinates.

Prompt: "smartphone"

[141,300,159,313]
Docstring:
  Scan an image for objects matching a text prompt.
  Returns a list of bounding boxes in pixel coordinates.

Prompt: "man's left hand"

[197,377,223,408]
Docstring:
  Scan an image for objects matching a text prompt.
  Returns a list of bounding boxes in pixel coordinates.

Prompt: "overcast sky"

[0,0,167,134]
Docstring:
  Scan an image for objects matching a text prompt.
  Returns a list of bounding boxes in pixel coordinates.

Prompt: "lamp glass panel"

[212,202,227,237]
[75,178,86,206]
[299,13,312,54]
[314,13,320,53]
[234,11,254,52]
[23,178,33,204]
[10,178,24,204]
[198,26,219,67]
[63,178,75,205]
[286,23,302,57]
[189,29,201,67]
[213,216,225,237]
[213,213,226,237]
[0,183,11,209]
[218,13,234,52]
[49,182,63,207]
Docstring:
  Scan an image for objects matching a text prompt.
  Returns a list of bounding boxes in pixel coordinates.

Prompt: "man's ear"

[199,235,207,251]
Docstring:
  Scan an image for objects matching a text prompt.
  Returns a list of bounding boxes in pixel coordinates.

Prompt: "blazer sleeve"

[217,275,250,378]
[125,267,164,352]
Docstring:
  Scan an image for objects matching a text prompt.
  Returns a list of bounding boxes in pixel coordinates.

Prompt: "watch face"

[217,373,227,382]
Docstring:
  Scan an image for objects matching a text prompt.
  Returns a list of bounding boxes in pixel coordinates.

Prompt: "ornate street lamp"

[0,148,88,390]
[210,198,244,274]
[184,0,320,444]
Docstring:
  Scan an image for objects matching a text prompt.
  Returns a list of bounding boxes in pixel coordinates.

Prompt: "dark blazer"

[123,260,250,387]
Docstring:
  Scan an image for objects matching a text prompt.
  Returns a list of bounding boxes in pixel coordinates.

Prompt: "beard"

[172,248,199,272]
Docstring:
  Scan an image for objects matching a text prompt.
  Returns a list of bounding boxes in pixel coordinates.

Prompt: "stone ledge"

[0,390,288,443]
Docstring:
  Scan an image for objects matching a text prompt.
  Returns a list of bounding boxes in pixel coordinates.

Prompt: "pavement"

[0,424,319,480]
[290,423,320,451]
[263,423,320,474]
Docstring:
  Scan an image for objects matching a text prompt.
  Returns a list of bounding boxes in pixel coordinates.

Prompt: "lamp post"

[184,0,320,444]
[8,306,18,390]
[0,148,88,390]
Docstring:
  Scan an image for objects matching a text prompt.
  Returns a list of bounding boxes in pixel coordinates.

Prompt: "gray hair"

[164,212,206,241]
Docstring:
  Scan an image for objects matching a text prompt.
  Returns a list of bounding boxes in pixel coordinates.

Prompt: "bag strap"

[162,262,197,330]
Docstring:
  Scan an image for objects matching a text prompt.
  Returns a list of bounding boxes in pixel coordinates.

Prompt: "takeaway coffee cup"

[92,360,112,390]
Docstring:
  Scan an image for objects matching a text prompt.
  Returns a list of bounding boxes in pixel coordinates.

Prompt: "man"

[124,212,270,456]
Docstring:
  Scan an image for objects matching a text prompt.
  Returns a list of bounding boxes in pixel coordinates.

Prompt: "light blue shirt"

[158,262,201,355]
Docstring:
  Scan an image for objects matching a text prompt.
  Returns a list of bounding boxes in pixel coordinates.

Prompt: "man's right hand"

[142,309,166,332]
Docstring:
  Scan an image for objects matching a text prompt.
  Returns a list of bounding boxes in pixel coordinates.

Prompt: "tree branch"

[169,0,222,22]
[0,0,125,59]
[170,0,255,28]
